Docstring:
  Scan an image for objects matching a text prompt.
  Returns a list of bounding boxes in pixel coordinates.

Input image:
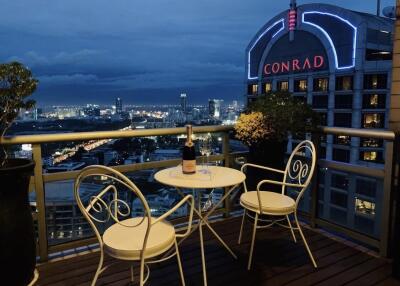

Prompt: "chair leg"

[130,264,135,283]
[91,250,104,286]
[286,215,297,243]
[294,213,317,268]
[247,213,258,270]
[139,256,145,286]
[238,209,246,244]
[175,239,186,286]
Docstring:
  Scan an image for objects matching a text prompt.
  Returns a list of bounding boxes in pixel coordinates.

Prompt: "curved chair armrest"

[257,179,305,191]
[241,163,285,193]
[151,195,194,238]
[241,163,285,174]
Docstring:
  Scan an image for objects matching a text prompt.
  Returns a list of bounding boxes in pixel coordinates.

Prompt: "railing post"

[393,132,400,277]
[222,132,231,217]
[380,138,395,257]
[310,133,321,228]
[32,144,48,262]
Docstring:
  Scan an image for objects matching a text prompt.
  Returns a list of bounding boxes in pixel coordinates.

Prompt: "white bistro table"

[154,165,246,286]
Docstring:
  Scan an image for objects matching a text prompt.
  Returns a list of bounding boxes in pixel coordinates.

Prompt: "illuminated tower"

[180,93,187,113]
[115,97,123,114]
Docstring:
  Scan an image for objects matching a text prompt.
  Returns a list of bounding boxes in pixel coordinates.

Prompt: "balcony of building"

[1,124,400,285]
[36,216,398,286]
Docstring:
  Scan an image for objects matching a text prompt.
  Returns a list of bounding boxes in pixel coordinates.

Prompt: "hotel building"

[245,3,394,238]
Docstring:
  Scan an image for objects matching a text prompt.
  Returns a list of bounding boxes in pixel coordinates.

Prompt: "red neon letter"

[303,58,311,69]
[314,55,324,68]
[264,64,271,75]
[281,61,290,73]
[272,63,280,74]
[292,59,300,71]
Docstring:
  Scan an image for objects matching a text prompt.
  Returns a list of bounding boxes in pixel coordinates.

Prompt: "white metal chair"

[238,140,317,270]
[74,165,194,286]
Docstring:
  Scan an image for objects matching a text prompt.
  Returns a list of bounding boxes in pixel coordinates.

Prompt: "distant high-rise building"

[232,100,239,112]
[115,97,123,114]
[209,99,223,119]
[180,93,187,113]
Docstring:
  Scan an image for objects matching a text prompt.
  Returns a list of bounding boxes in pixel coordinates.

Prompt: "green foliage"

[246,91,320,142]
[0,61,38,165]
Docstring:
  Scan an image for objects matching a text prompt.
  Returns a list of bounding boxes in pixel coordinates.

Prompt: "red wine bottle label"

[182,160,196,174]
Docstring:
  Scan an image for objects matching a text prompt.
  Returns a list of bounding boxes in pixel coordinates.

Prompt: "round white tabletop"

[154,165,246,189]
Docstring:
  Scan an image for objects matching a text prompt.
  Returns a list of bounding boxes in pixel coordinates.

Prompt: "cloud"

[7,49,105,68]
[38,73,98,85]
[0,0,388,104]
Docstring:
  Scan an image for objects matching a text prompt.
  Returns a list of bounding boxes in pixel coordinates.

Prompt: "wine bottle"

[182,125,196,174]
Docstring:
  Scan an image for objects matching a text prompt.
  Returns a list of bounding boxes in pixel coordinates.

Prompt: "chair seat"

[240,191,295,215]
[103,217,175,260]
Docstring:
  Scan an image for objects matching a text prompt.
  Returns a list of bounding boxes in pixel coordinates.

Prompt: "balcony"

[36,216,398,286]
[1,124,400,285]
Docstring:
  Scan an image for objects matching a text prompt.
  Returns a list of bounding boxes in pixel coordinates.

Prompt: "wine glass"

[199,139,208,173]
[201,134,212,174]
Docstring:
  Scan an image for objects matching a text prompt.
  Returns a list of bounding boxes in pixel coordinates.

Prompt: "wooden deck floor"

[37,216,400,286]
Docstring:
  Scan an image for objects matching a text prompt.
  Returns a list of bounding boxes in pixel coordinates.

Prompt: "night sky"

[1,0,394,106]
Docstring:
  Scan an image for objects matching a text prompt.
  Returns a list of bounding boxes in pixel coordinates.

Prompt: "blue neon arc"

[247,19,285,80]
[302,11,357,70]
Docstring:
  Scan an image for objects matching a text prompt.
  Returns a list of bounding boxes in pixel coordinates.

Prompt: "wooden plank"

[321,257,388,286]
[35,217,397,286]
[344,263,394,286]
[215,236,340,286]
[375,277,400,286]
[284,251,372,286]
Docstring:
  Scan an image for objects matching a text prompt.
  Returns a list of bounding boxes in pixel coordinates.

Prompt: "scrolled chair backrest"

[282,140,316,206]
[74,165,152,245]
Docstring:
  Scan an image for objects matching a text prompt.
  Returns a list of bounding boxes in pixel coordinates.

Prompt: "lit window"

[360,150,383,162]
[294,79,307,92]
[355,198,375,216]
[248,84,258,95]
[370,94,378,106]
[264,82,272,93]
[363,151,377,161]
[334,135,350,145]
[360,138,383,148]
[362,113,385,128]
[313,77,329,92]
[362,94,385,109]
[278,80,289,91]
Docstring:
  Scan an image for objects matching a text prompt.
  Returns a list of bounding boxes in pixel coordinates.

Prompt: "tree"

[0,62,38,166]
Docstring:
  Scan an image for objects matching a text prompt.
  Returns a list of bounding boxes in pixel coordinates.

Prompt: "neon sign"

[263,55,325,75]
[288,10,296,31]
[247,19,285,80]
[302,11,357,70]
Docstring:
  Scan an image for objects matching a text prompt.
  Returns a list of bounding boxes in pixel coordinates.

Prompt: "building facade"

[209,99,223,119]
[245,3,394,238]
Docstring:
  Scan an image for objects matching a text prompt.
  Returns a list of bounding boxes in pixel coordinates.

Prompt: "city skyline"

[0,0,394,105]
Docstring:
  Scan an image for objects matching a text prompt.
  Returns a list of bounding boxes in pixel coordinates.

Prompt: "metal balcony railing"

[0,125,397,262]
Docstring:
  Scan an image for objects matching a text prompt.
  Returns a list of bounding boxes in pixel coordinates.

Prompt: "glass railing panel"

[316,166,382,238]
